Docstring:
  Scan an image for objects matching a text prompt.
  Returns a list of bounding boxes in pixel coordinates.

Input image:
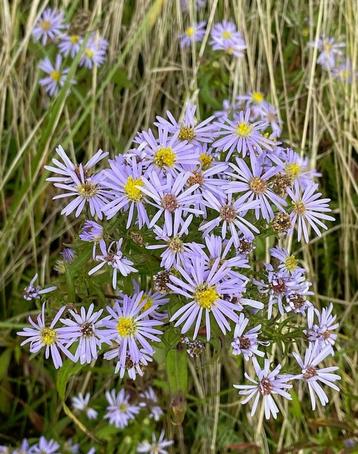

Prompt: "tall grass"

[0,0,357,452]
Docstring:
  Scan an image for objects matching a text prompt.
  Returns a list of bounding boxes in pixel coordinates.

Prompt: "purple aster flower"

[23,273,57,301]
[213,109,274,160]
[155,103,217,146]
[137,431,173,454]
[282,148,320,189]
[17,303,72,369]
[226,155,287,221]
[104,292,163,366]
[139,387,163,421]
[45,145,109,184]
[332,58,358,83]
[260,103,282,138]
[237,92,270,118]
[105,389,140,428]
[39,55,72,97]
[139,127,198,174]
[61,247,75,263]
[199,192,260,245]
[104,345,153,379]
[88,239,137,289]
[231,314,265,360]
[141,171,202,230]
[58,304,110,364]
[32,8,66,45]
[58,33,82,57]
[80,34,108,69]
[13,439,31,454]
[71,392,98,419]
[227,282,264,311]
[305,303,338,352]
[79,220,104,258]
[210,21,246,57]
[30,437,60,454]
[63,439,80,454]
[270,246,305,276]
[308,36,345,70]
[287,183,335,243]
[128,281,169,321]
[179,22,206,48]
[285,286,314,320]
[292,342,340,410]
[234,358,292,419]
[103,157,149,227]
[168,256,242,340]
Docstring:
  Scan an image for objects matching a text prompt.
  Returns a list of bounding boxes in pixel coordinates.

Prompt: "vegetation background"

[0,0,357,452]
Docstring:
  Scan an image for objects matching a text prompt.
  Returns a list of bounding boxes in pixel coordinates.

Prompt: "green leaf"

[56,360,84,400]
[0,349,12,382]
[166,347,188,394]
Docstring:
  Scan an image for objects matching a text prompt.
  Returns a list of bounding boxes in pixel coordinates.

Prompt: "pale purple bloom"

[270,247,305,276]
[139,387,163,421]
[61,247,75,263]
[79,220,104,258]
[210,21,246,57]
[237,92,270,118]
[80,34,108,69]
[88,239,137,289]
[39,55,72,96]
[186,163,228,208]
[59,304,110,364]
[63,439,80,454]
[199,192,259,245]
[154,103,217,146]
[234,358,292,419]
[58,33,82,57]
[332,58,357,82]
[285,286,314,320]
[137,431,173,454]
[140,171,202,230]
[287,183,335,243]
[168,256,242,340]
[305,303,338,351]
[213,109,273,160]
[103,157,149,226]
[226,155,287,221]
[260,103,282,138]
[105,389,140,428]
[129,281,169,321]
[104,346,153,379]
[30,437,60,454]
[104,292,163,366]
[71,392,98,419]
[13,439,31,454]
[23,273,57,301]
[179,22,206,48]
[282,148,320,189]
[308,36,345,70]
[231,314,265,360]
[292,343,340,410]
[17,303,72,369]
[32,8,66,45]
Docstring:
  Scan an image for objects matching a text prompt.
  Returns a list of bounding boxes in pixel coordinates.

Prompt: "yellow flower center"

[124,176,143,201]
[236,122,252,137]
[168,236,183,252]
[249,177,267,194]
[40,20,51,31]
[50,70,61,82]
[323,42,332,53]
[154,147,176,168]
[178,126,196,141]
[251,91,264,103]
[222,30,232,39]
[41,327,57,346]
[194,285,219,310]
[85,48,94,58]
[293,201,306,215]
[119,403,128,412]
[285,163,301,179]
[185,27,194,37]
[140,294,154,312]
[77,182,98,198]
[116,317,137,337]
[70,35,80,44]
[199,153,213,169]
[339,69,350,79]
[284,255,298,271]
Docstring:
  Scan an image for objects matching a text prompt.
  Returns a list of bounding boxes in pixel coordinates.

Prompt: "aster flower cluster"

[308,35,357,83]
[32,8,108,96]
[18,92,339,429]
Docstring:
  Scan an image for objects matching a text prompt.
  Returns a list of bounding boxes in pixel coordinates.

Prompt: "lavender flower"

[260,103,282,138]
[179,22,206,48]
[58,34,82,57]
[292,343,340,410]
[30,437,60,454]
[234,358,292,419]
[270,247,305,275]
[71,392,98,419]
[137,431,173,454]
[282,148,320,189]
[168,256,242,340]
[231,314,265,360]
[306,303,338,351]
[59,304,110,364]
[105,389,140,428]
[237,92,269,118]
[332,58,357,82]
[287,183,335,242]
[39,55,71,96]
[210,21,246,57]
[88,239,137,288]
[308,36,345,70]
[139,387,163,421]
[80,34,108,69]
[32,8,66,45]
[104,346,153,379]
[79,220,104,258]
[23,273,57,301]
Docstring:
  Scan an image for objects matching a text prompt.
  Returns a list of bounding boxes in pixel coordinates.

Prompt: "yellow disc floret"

[50,70,61,82]
[85,48,94,58]
[222,30,232,39]
[236,122,252,137]
[154,147,176,168]
[124,176,143,201]
[251,91,264,103]
[293,201,306,215]
[284,255,298,271]
[194,285,219,310]
[77,182,98,198]
[70,35,80,44]
[185,27,194,37]
[285,163,301,179]
[117,317,137,337]
[40,20,51,31]
[41,327,57,345]
[199,153,213,169]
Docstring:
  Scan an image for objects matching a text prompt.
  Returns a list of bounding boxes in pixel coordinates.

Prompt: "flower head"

[39,55,73,96]
[180,22,206,48]
[137,431,173,454]
[23,273,57,301]
[32,8,66,45]
[105,389,140,428]
[71,392,98,419]
[80,34,108,68]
